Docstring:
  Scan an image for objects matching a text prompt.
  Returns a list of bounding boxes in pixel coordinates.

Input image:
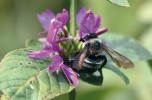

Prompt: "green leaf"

[104,63,129,85]
[107,0,130,7]
[79,71,103,86]
[100,33,152,62]
[25,39,44,50]
[0,49,75,100]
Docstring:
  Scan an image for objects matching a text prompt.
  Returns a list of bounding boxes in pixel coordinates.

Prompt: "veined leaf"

[26,39,44,50]
[107,0,130,7]
[104,63,129,85]
[0,49,75,100]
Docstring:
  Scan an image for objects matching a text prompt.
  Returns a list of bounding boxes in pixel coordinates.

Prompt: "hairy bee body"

[69,24,134,85]
[70,38,107,74]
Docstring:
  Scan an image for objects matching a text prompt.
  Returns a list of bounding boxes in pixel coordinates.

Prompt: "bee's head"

[80,33,97,42]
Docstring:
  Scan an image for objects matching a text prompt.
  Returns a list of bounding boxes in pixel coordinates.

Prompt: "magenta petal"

[44,9,55,20]
[43,42,62,52]
[61,65,79,86]
[47,23,56,43]
[93,15,101,32]
[27,50,51,59]
[51,19,63,29]
[37,9,55,30]
[81,11,97,32]
[39,38,47,43]
[79,11,95,38]
[76,7,86,26]
[56,9,69,26]
[95,26,108,36]
[47,21,61,43]
[78,10,102,38]
[48,61,62,72]
[43,42,52,50]
[50,54,63,61]
[52,43,63,52]
[49,55,63,72]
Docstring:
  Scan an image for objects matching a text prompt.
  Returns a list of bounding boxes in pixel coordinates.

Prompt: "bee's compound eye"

[94,41,101,48]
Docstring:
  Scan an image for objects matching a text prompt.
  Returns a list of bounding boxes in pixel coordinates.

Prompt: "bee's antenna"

[80,23,91,33]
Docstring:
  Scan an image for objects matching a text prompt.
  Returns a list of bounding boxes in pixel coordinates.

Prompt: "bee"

[70,32,134,74]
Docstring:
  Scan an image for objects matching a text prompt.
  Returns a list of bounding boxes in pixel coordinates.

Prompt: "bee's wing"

[101,44,134,68]
[72,47,88,70]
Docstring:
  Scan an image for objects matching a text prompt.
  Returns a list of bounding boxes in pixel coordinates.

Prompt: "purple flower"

[28,9,70,57]
[37,9,69,51]
[28,9,79,86]
[76,7,108,39]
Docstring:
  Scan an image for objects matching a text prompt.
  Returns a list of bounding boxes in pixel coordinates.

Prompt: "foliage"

[0,0,152,100]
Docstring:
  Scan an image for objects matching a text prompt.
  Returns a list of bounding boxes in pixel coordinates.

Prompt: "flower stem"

[70,0,76,37]
[69,89,76,100]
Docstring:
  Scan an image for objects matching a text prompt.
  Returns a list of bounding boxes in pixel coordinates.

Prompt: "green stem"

[70,0,76,37]
[69,89,76,100]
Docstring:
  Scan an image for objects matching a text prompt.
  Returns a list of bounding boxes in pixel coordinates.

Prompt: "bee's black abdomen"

[82,55,107,74]
[69,47,107,74]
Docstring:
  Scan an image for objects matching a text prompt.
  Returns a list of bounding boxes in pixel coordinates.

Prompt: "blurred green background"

[0,0,152,100]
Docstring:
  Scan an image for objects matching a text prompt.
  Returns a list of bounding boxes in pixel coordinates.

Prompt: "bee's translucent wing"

[102,44,134,68]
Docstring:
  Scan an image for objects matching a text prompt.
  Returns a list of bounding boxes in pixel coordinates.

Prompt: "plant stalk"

[69,89,76,100]
[70,0,76,37]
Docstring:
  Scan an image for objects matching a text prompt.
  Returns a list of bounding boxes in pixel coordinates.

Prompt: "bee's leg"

[69,51,81,63]
[99,70,103,85]
[99,55,107,70]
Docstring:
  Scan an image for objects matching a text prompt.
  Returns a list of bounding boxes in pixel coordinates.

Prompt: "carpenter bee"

[70,32,134,74]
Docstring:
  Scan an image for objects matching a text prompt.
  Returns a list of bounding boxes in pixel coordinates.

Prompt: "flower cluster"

[28,9,78,86]
[28,7,107,86]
